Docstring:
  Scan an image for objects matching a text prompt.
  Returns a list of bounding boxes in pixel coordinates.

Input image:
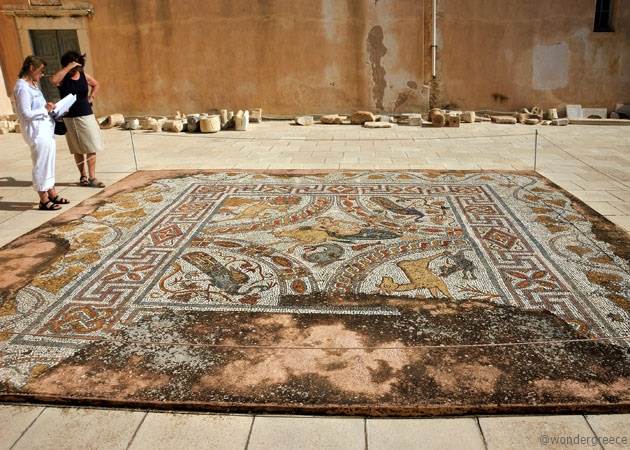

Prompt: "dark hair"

[18,55,47,78]
[60,51,86,67]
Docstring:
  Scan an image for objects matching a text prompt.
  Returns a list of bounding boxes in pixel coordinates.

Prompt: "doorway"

[29,29,80,102]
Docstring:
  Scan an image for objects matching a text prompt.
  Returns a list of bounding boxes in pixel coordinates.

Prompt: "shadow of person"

[0,200,34,211]
[0,177,77,188]
[0,177,31,187]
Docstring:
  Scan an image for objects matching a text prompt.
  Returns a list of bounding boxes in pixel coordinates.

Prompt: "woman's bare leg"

[74,154,86,177]
[86,153,97,179]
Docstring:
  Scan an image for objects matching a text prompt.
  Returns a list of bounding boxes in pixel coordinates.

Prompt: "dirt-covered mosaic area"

[1,170,629,415]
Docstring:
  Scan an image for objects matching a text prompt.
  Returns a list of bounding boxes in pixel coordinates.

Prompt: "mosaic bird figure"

[302,243,344,266]
[371,196,425,220]
[183,251,249,294]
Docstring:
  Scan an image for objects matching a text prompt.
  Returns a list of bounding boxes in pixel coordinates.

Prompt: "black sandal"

[50,195,70,204]
[87,178,105,188]
[79,175,89,186]
[39,201,62,211]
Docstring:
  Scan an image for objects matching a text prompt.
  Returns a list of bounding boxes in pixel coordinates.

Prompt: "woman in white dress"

[13,55,70,210]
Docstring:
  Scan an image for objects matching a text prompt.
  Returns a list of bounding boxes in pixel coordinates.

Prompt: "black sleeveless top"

[59,71,93,118]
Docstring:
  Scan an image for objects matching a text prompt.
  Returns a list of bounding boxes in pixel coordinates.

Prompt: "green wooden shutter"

[29,29,80,102]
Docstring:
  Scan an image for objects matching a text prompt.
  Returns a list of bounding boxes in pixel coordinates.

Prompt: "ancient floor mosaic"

[1,170,629,414]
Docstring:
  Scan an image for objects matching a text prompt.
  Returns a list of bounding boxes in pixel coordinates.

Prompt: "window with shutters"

[593,0,614,32]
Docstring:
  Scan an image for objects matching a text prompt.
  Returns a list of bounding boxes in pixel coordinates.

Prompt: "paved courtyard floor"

[1,121,629,448]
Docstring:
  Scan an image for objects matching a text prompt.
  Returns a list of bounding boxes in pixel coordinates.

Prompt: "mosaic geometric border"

[1,170,628,415]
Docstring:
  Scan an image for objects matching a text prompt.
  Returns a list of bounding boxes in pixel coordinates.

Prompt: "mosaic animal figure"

[370,196,425,221]
[274,227,332,245]
[314,216,400,242]
[329,228,400,243]
[439,249,477,280]
[219,196,296,221]
[182,251,250,294]
[302,243,344,266]
[379,252,451,299]
[275,219,400,246]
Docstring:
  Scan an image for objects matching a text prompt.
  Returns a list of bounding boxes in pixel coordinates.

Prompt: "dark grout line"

[125,411,148,450]
[475,417,489,450]
[364,417,369,450]
[582,415,605,450]
[9,406,46,450]
[244,415,256,450]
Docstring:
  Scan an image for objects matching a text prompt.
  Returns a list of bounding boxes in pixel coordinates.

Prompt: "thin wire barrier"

[128,130,540,171]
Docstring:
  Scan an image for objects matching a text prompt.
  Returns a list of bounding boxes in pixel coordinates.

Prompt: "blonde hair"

[18,55,47,79]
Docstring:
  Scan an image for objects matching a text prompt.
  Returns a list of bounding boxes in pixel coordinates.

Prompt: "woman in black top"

[51,51,105,188]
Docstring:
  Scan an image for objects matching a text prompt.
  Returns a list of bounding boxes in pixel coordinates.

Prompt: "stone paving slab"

[0,404,43,450]
[11,407,145,450]
[129,412,252,450]
[248,416,365,450]
[367,417,485,450]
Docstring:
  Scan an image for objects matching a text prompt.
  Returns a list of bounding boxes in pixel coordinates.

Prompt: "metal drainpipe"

[432,0,437,78]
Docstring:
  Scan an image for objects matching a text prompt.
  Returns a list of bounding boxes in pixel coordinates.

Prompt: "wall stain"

[393,90,412,111]
[367,25,387,111]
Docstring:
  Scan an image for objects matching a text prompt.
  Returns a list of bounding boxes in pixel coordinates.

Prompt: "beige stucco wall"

[1,0,628,115]
[0,60,13,114]
[0,0,428,116]
[435,0,630,111]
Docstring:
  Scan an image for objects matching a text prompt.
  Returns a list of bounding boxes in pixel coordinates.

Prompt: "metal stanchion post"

[534,129,538,172]
[129,130,139,171]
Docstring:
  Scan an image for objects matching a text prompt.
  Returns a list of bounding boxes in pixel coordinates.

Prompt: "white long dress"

[13,78,56,192]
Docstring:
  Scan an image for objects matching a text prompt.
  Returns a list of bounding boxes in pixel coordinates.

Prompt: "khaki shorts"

[63,114,104,154]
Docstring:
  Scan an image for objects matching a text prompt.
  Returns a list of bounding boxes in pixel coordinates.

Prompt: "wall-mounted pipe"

[431,0,437,78]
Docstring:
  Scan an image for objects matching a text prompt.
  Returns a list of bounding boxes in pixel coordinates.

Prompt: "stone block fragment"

[350,111,375,125]
[295,116,314,126]
[428,108,446,127]
[546,108,558,120]
[200,115,221,133]
[428,108,443,122]
[250,108,262,123]
[551,118,569,126]
[446,114,460,127]
[491,116,517,124]
[363,121,392,128]
[320,114,346,124]
[186,115,201,132]
[475,115,491,122]
[163,119,183,132]
[220,109,228,127]
[234,110,249,131]
[100,113,125,129]
[524,118,540,125]
[460,111,475,123]
[582,108,607,119]
[140,117,157,130]
[565,104,583,120]
[614,103,630,118]
[408,115,423,126]
[125,118,140,130]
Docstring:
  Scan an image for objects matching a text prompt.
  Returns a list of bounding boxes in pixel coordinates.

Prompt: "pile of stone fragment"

[97,108,263,133]
[294,103,630,128]
[0,114,20,135]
